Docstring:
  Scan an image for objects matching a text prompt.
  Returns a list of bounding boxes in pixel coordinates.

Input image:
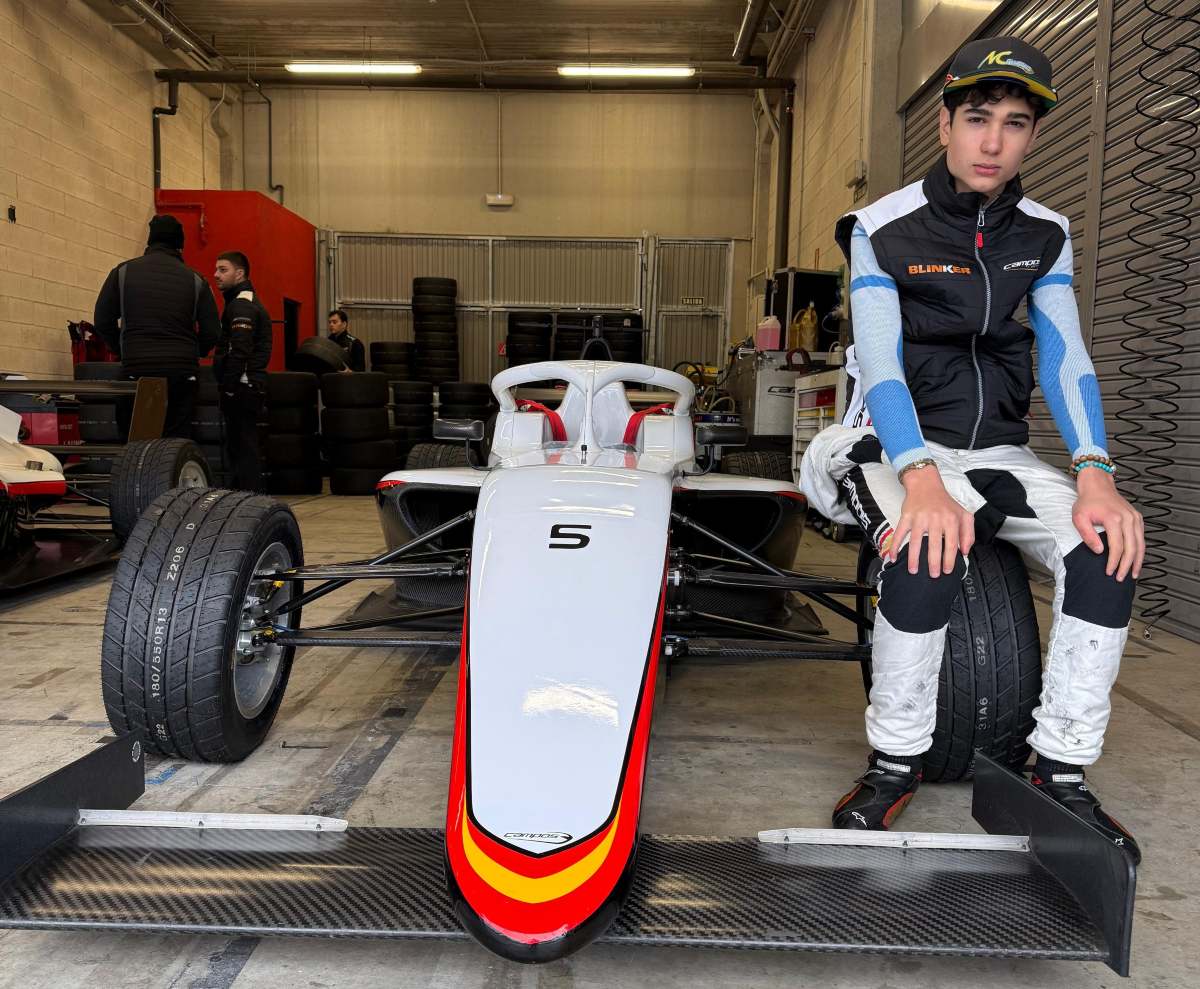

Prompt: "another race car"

[0,377,210,591]
[0,361,1137,975]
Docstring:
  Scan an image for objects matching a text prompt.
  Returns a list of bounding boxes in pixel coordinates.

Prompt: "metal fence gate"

[329,234,735,382]
[330,235,644,384]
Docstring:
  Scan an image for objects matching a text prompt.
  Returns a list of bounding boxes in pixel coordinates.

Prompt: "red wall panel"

[155,191,317,372]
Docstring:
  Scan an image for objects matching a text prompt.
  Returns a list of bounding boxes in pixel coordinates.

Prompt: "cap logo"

[979,50,1034,74]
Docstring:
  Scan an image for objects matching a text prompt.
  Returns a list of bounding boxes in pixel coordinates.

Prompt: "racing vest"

[835,154,1070,451]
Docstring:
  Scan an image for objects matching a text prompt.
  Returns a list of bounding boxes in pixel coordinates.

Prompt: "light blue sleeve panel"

[1027,237,1109,459]
[849,220,932,472]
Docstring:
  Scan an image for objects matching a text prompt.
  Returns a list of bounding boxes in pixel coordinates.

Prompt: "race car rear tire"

[857,539,1042,783]
[110,438,211,542]
[405,442,470,470]
[101,488,303,762]
[722,450,792,482]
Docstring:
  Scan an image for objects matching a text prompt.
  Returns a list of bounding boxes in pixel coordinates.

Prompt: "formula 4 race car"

[0,362,1137,975]
[0,376,210,591]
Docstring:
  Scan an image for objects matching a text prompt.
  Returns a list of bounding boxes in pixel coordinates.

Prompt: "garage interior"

[1,0,1198,987]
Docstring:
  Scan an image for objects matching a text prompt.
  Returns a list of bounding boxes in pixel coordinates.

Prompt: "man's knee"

[876,537,967,634]
[1062,532,1136,628]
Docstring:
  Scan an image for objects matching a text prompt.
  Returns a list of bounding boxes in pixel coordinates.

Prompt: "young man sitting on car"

[803,37,1144,859]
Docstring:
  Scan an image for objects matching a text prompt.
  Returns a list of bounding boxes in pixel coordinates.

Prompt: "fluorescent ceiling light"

[557,65,696,78]
[285,62,422,75]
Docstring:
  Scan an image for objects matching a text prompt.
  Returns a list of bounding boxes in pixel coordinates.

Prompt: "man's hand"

[890,466,975,577]
[1073,468,1143,581]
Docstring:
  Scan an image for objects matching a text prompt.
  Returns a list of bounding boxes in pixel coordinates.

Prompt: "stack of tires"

[506,313,552,368]
[390,381,435,464]
[553,317,589,362]
[192,366,229,487]
[320,371,396,495]
[437,382,496,424]
[412,277,459,384]
[370,340,416,382]
[265,372,322,495]
[601,314,644,364]
[73,362,126,482]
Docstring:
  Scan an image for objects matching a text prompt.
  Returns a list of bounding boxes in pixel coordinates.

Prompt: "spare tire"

[290,336,346,375]
[79,404,122,443]
[327,439,397,469]
[321,407,389,441]
[109,438,211,542]
[330,467,387,495]
[857,539,1042,783]
[320,371,389,408]
[721,450,792,482]
[102,488,303,761]
[74,362,125,381]
[373,363,412,380]
[392,381,435,402]
[412,294,456,314]
[266,372,320,406]
[268,406,319,434]
[412,276,457,297]
[267,468,324,495]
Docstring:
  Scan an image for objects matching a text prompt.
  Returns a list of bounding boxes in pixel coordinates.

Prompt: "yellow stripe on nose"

[462,807,622,905]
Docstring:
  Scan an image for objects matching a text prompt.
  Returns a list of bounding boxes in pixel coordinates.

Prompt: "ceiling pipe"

[733,0,771,65]
[112,0,219,65]
[154,69,792,91]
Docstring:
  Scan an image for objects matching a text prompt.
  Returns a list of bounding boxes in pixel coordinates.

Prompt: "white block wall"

[0,0,225,377]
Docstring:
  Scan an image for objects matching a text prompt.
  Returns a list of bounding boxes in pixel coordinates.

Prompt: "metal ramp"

[0,737,1135,974]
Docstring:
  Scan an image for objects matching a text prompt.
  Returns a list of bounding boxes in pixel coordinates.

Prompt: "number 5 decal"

[549,524,592,549]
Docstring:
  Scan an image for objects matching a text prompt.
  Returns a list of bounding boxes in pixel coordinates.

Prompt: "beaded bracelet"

[1071,455,1117,479]
[1071,452,1114,471]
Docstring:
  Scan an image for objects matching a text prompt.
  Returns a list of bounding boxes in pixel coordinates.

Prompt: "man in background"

[213,251,272,491]
[328,309,365,372]
[93,214,220,438]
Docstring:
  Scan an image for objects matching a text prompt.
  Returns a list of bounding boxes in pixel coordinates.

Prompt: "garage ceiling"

[152,0,764,75]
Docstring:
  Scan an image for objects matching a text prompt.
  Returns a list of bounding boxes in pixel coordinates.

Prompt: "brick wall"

[789,0,868,274]
[0,0,224,377]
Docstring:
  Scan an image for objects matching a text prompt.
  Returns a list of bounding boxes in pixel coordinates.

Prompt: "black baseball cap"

[943,36,1058,112]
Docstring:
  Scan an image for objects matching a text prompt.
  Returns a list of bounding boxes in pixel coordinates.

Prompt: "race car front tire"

[101,488,303,762]
[110,438,211,542]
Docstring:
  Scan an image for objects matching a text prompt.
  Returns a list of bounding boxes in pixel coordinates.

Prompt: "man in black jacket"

[213,251,272,491]
[93,215,220,438]
[328,310,366,372]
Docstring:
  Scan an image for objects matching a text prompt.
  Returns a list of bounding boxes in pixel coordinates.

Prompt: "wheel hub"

[232,541,293,719]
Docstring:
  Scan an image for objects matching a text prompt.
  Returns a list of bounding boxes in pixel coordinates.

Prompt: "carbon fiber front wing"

[0,737,1135,975]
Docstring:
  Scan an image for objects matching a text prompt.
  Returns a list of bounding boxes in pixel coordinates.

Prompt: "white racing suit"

[800,423,1136,765]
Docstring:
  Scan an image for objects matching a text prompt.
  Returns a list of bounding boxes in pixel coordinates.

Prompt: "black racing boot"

[1031,760,1141,865]
[832,752,922,830]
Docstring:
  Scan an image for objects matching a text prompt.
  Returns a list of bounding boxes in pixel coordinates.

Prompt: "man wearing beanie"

[800,37,1144,861]
[93,214,221,438]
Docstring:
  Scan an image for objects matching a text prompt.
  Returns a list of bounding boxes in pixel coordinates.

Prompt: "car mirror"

[433,418,486,443]
[695,423,747,448]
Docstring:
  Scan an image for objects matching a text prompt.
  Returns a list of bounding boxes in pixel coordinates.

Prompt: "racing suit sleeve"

[195,284,221,358]
[1027,235,1109,459]
[92,266,122,356]
[253,308,273,376]
[849,220,932,473]
[220,301,256,392]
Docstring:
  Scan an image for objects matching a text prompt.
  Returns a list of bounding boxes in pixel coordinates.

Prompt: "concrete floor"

[0,493,1196,989]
